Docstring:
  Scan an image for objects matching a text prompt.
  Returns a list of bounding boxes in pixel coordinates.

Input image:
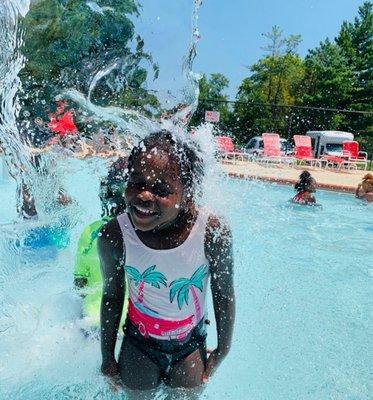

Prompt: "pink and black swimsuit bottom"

[121,318,207,376]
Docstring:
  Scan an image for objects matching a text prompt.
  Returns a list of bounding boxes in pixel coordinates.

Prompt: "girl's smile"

[125,149,185,232]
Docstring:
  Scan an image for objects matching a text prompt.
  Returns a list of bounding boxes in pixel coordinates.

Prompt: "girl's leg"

[118,335,161,392]
[167,347,206,389]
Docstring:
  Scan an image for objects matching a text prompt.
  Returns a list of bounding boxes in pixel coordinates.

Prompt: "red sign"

[205,110,220,123]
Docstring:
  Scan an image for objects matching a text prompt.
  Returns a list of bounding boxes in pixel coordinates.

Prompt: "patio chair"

[258,133,295,167]
[262,133,281,156]
[293,135,321,168]
[216,136,244,164]
[258,133,284,166]
[342,141,368,170]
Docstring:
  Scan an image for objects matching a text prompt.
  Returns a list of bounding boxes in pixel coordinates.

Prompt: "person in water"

[98,130,235,397]
[74,157,127,325]
[355,173,373,203]
[292,171,317,205]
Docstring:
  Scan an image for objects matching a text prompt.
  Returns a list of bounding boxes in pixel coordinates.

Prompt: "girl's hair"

[362,173,373,182]
[99,157,128,217]
[362,173,373,193]
[126,130,204,197]
[295,170,314,192]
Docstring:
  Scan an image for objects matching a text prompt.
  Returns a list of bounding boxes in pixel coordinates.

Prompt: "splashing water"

[0,1,32,198]
[0,0,216,223]
[1,4,372,400]
[0,1,224,399]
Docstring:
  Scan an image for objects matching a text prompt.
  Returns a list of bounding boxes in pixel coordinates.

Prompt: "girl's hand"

[101,360,122,392]
[202,348,226,383]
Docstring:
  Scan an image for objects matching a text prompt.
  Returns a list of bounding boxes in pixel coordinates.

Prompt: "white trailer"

[306,130,354,158]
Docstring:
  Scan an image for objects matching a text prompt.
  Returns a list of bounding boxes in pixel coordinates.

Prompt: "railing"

[218,151,372,171]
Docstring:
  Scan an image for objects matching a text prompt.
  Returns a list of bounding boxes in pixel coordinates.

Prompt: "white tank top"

[117,210,210,341]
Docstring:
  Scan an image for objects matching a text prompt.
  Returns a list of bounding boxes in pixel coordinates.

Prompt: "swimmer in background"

[74,157,127,326]
[355,173,373,203]
[18,181,72,220]
[292,171,317,205]
[98,131,235,399]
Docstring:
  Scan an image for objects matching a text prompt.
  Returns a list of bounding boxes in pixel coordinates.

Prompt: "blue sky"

[136,0,365,101]
[195,0,365,97]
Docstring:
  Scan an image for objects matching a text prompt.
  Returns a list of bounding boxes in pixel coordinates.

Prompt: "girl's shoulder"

[98,217,123,254]
[204,211,232,246]
[205,213,229,230]
[203,212,233,268]
[101,216,121,234]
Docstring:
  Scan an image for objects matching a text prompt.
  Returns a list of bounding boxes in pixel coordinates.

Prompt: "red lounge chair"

[342,141,368,170]
[293,135,321,168]
[216,136,235,153]
[216,136,244,164]
[262,133,281,157]
[259,133,294,166]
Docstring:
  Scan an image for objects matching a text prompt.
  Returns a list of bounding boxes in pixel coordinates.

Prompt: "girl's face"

[125,148,185,232]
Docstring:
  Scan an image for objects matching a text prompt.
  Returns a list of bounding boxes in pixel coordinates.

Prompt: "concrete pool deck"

[221,160,369,193]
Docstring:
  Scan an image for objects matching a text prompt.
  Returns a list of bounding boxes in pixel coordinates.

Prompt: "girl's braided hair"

[126,130,205,197]
[99,157,128,217]
[362,173,373,193]
[295,170,314,192]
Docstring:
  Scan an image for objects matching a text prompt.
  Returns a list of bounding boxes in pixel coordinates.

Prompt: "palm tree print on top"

[169,264,208,323]
[125,265,167,317]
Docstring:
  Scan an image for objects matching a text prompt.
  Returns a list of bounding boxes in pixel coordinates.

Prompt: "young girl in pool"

[292,171,317,205]
[355,173,373,203]
[98,130,235,397]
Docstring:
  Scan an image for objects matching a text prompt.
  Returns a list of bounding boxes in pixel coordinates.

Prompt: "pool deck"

[222,161,368,193]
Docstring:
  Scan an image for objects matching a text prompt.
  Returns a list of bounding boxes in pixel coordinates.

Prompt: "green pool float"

[74,217,127,327]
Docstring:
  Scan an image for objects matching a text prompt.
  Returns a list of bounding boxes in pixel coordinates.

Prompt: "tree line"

[19,0,159,141]
[191,2,373,155]
[18,1,372,154]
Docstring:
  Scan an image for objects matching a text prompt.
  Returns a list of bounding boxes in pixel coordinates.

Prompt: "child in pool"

[292,171,317,205]
[74,157,128,274]
[98,131,235,397]
[355,173,373,203]
[74,157,127,328]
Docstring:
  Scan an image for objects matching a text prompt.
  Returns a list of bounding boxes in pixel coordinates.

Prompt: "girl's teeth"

[135,205,154,214]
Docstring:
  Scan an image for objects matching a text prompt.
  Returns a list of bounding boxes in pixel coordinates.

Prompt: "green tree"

[20,0,159,119]
[336,1,373,155]
[336,1,373,112]
[298,39,356,132]
[294,2,372,156]
[190,73,231,129]
[231,27,304,144]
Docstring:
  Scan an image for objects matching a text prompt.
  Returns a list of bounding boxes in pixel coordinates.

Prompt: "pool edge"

[227,172,356,194]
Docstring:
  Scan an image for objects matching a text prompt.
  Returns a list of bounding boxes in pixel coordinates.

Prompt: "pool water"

[0,161,372,400]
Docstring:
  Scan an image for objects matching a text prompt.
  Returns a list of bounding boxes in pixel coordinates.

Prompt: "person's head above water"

[362,173,373,193]
[99,157,128,218]
[125,130,204,232]
[295,170,316,193]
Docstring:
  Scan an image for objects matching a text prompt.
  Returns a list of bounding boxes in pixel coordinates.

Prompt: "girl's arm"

[204,215,235,380]
[98,219,125,376]
[307,193,316,204]
[355,183,362,198]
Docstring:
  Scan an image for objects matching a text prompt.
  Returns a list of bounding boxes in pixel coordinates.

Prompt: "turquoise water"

[0,161,372,399]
